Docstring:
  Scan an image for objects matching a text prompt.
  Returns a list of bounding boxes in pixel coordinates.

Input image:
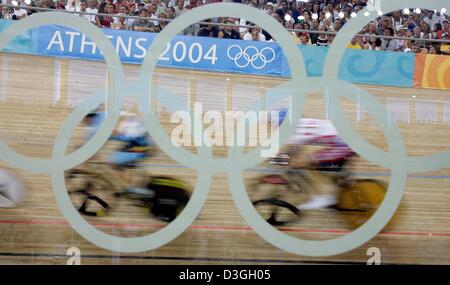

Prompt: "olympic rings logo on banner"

[0,1,449,257]
[226,45,276,69]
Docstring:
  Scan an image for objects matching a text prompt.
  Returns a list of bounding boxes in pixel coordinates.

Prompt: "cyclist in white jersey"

[275,111,355,210]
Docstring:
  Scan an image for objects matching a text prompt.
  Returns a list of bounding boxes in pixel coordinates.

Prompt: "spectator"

[300,33,310,45]
[264,2,273,15]
[128,3,137,15]
[309,19,320,41]
[334,18,343,31]
[275,0,288,19]
[96,3,115,28]
[406,14,416,31]
[146,4,159,26]
[365,37,382,51]
[438,19,450,39]
[218,19,241,39]
[137,2,145,13]
[377,16,393,34]
[243,26,266,41]
[56,0,66,10]
[311,2,320,16]
[156,12,168,31]
[395,26,408,51]
[131,9,157,32]
[40,0,56,9]
[85,0,99,24]
[12,5,28,20]
[180,0,201,36]
[434,23,443,39]
[76,0,93,22]
[321,18,333,32]
[391,11,403,28]
[441,33,450,55]
[381,28,397,51]
[326,29,334,45]
[412,43,421,53]
[166,6,175,20]
[3,1,449,56]
[116,5,128,17]
[114,0,129,13]
[66,0,78,12]
[197,18,220,37]
[110,6,129,29]
[292,22,302,44]
[315,26,328,47]
[423,10,439,32]
[150,0,165,15]
[366,21,377,36]
[420,21,433,39]
[238,15,248,36]
[228,17,244,37]
[125,4,136,27]
[420,47,429,54]
[111,12,128,30]
[185,0,200,10]
[284,17,294,30]
[174,0,185,16]
[272,13,283,24]
[347,36,362,49]
[429,45,437,54]
[290,1,301,20]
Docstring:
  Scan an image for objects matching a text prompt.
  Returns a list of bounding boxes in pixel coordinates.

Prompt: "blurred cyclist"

[82,111,154,170]
[273,109,355,210]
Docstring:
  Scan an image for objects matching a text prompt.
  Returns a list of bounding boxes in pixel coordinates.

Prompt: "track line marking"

[0,219,449,237]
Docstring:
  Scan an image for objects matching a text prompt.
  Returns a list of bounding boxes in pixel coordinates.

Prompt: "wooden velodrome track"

[0,52,449,265]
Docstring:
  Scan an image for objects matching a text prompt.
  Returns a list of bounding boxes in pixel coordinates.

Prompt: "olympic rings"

[0,13,123,173]
[324,0,450,173]
[226,45,276,69]
[231,80,408,257]
[138,3,308,173]
[0,1,449,255]
[54,4,308,252]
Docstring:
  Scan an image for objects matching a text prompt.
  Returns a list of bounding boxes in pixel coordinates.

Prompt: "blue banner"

[33,25,285,77]
[337,49,415,87]
[284,45,414,87]
[0,20,32,53]
[0,19,414,87]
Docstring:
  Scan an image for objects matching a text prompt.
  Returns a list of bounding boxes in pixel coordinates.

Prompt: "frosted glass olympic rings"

[0,1,448,256]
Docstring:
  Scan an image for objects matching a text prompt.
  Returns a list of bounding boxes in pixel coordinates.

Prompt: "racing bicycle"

[65,160,191,222]
[250,152,388,228]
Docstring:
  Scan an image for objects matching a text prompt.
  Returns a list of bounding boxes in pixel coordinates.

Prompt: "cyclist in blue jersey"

[83,111,154,169]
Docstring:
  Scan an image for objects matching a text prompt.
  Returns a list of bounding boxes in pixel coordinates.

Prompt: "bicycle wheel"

[336,179,387,228]
[253,198,300,226]
[249,174,302,226]
[65,169,115,217]
[147,176,191,222]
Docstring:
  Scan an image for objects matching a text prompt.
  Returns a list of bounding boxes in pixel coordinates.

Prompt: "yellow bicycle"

[250,153,388,228]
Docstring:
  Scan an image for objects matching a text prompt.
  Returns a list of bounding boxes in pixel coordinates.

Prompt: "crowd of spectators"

[1,0,449,55]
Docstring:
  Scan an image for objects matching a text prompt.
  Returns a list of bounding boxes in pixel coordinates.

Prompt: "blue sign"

[0,19,415,87]
[0,20,32,53]
[33,25,286,77]
[338,49,415,87]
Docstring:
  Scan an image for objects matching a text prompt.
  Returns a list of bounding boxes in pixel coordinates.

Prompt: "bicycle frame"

[260,150,356,203]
